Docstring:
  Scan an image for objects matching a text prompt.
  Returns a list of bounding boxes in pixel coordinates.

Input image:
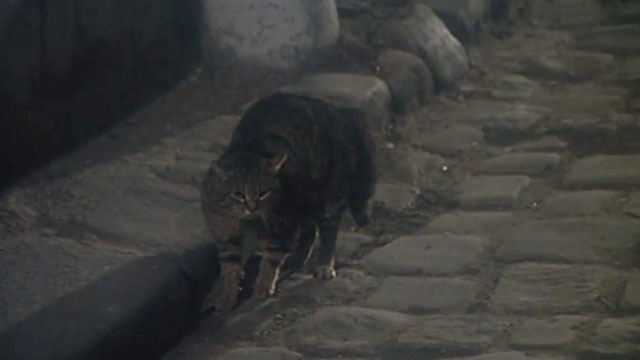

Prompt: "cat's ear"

[269,154,288,174]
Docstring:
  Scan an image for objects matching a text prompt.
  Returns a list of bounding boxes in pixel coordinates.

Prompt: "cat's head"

[213,152,287,229]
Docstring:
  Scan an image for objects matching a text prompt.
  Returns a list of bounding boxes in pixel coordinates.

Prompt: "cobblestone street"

[164,2,640,359]
[1,1,639,359]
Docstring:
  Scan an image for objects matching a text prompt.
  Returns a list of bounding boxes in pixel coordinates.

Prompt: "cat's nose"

[241,212,262,225]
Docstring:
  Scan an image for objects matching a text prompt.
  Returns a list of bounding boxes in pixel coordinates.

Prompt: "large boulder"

[202,0,340,72]
[280,73,391,135]
[375,49,434,113]
[372,3,469,90]
[420,0,490,44]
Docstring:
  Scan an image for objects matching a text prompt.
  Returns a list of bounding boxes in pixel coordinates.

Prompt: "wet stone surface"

[478,152,562,176]
[537,191,621,219]
[373,183,421,212]
[491,263,620,314]
[564,155,640,189]
[212,347,304,360]
[359,276,479,314]
[284,306,411,357]
[509,316,588,349]
[363,234,489,276]
[457,175,531,209]
[579,317,640,359]
[493,217,640,265]
[623,192,640,218]
[422,211,520,235]
[392,315,511,359]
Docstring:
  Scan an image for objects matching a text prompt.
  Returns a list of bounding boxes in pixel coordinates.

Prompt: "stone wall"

[0,0,201,187]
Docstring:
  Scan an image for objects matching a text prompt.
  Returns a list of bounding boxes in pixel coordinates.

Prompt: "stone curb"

[0,244,218,360]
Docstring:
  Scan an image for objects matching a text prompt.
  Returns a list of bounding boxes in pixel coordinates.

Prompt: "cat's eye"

[259,190,272,200]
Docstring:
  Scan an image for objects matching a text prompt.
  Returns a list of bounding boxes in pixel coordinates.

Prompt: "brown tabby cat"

[200,92,376,310]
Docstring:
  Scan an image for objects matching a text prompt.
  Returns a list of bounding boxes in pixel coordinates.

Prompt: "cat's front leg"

[253,247,290,299]
[314,210,343,280]
[216,261,244,310]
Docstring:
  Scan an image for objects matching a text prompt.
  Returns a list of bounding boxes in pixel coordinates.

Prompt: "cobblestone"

[284,306,410,357]
[458,175,531,209]
[623,192,640,218]
[441,352,534,360]
[537,191,621,219]
[494,218,639,265]
[336,232,376,260]
[574,24,640,57]
[421,125,485,156]
[363,235,489,276]
[507,136,568,153]
[532,83,628,113]
[373,183,421,212]
[478,153,562,176]
[393,315,511,359]
[212,347,303,360]
[422,211,519,235]
[7,1,640,359]
[564,155,640,189]
[491,263,620,314]
[621,274,640,312]
[360,277,478,314]
[509,316,588,349]
[579,317,640,359]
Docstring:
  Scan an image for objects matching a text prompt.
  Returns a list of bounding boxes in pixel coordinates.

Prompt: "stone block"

[372,3,469,89]
[421,125,485,156]
[394,315,510,359]
[373,183,421,212]
[494,218,640,265]
[508,137,567,153]
[579,317,640,359]
[621,274,640,312]
[421,0,490,44]
[623,192,640,218]
[376,49,434,113]
[360,277,478,313]
[564,155,640,189]
[458,176,531,209]
[285,306,411,357]
[510,316,588,349]
[491,263,620,314]
[0,234,140,333]
[213,347,303,360]
[202,0,339,70]
[423,211,519,235]
[380,147,447,186]
[532,82,628,114]
[574,24,640,57]
[478,153,561,176]
[281,73,391,134]
[363,234,488,276]
[444,352,568,360]
[337,232,375,260]
[537,191,621,219]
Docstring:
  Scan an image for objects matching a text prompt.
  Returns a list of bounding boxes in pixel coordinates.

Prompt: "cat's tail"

[343,109,377,228]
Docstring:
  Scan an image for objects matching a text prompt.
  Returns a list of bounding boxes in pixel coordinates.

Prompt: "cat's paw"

[253,283,277,299]
[215,290,239,311]
[313,265,336,280]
